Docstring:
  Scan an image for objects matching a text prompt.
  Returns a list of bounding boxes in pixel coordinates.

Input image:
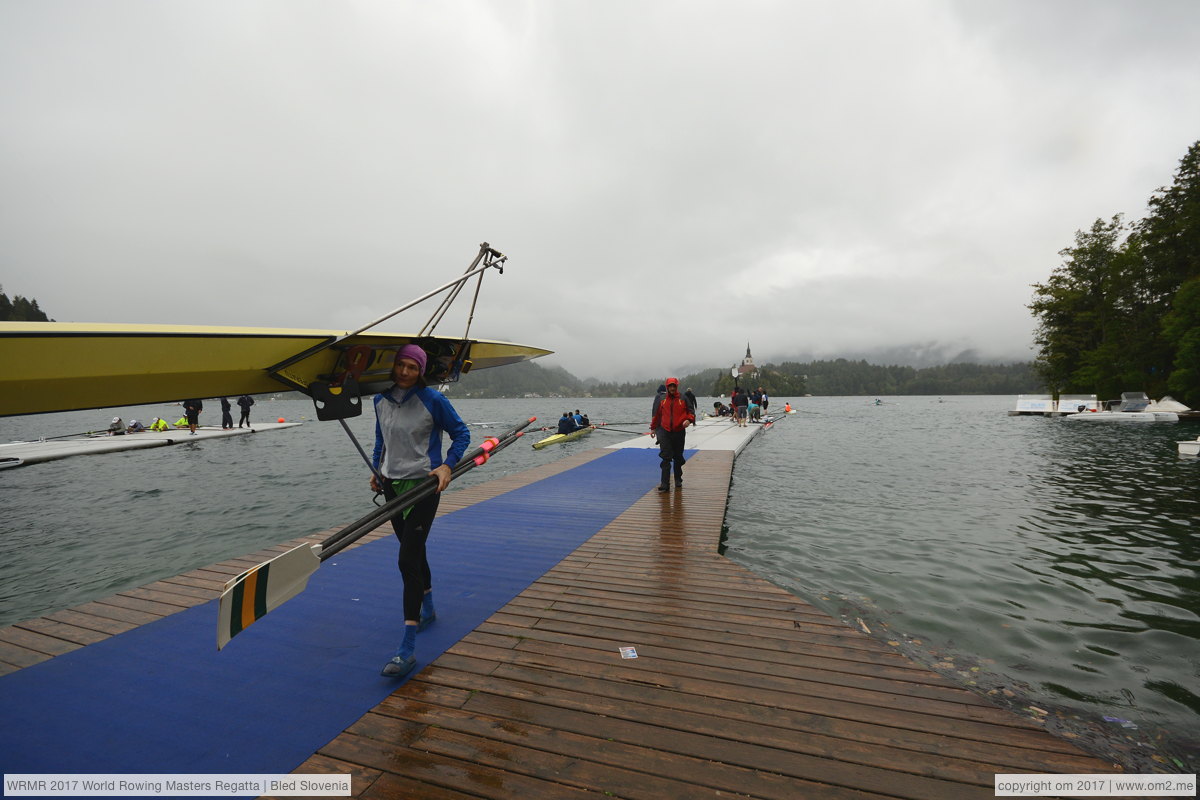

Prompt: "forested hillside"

[0,287,52,321]
[445,358,1039,398]
[1029,140,1200,405]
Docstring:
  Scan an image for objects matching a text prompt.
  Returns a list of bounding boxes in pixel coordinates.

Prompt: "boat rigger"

[0,244,551,418]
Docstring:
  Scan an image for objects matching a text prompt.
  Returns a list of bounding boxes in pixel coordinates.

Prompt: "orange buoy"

[277,417,285,423]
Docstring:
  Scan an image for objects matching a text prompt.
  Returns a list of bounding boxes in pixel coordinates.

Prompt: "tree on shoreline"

[0,287,53,322]
[1029,141,1200,405]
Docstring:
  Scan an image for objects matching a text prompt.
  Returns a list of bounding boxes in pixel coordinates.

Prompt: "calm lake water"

[1,394,1197,767]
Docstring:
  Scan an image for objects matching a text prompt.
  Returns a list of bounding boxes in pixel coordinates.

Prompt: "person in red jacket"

[651,376,694,492]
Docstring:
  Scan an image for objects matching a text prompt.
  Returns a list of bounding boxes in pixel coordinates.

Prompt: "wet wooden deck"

[0,446,1120,798]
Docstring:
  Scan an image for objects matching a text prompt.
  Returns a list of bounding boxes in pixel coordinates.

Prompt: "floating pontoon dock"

[0,422,302,467]
[0,418,1119,797]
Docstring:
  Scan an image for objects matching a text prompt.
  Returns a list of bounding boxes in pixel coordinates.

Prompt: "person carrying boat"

[651,377,694,492]
[371,344,470,679]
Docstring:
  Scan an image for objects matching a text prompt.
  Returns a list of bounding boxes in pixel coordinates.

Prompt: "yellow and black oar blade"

[216,543,322,650]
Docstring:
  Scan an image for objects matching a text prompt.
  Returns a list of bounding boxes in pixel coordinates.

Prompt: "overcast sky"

[3,1,1199,381]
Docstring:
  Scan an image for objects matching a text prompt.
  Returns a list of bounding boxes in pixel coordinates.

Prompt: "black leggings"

[383,480,441,621]
[657,428,686,482]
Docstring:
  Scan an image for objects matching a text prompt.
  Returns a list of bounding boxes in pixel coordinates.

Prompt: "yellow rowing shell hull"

[0,322,551,416]
[531,427,594,449]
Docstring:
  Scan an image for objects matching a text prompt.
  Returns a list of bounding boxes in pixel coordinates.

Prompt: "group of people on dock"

[106,416,171,435]
[175,395,255,434]
[198,395,256,432]
[104,395,255,437]
[715,386,769,427]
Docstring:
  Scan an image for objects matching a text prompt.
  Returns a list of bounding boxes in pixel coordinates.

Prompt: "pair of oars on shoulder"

[216,416,536,650]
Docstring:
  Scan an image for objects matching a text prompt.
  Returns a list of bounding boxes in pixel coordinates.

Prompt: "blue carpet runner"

[0,448,670,779]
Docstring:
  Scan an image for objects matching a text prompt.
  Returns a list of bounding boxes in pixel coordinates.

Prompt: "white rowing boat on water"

[0,423,303,467]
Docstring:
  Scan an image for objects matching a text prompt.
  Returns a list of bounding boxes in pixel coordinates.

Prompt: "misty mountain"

[444,354,1040,398]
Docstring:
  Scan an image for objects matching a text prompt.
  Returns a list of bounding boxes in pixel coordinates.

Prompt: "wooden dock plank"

[462,620,984,706]
[0,639,54,669]
[13,616,112,647]
[435,639,1100,774]
[386,668,993,800]
[0,623,84,658]
[364,696,879,800]
[318,731,604,798]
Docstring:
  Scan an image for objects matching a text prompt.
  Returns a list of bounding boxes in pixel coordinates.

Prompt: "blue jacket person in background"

[370,343,470,678]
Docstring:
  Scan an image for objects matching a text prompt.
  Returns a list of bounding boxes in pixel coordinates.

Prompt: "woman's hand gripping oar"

[215,416,536,649]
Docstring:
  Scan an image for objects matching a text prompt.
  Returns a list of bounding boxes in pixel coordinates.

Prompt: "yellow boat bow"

[0,321,551,417]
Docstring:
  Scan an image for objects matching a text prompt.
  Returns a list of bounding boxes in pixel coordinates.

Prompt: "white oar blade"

[216,543,321,650]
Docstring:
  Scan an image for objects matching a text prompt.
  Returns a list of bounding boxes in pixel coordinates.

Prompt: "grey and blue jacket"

[371,385,470,481]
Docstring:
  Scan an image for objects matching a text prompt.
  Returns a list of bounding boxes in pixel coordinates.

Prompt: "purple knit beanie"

[394,344,428,374]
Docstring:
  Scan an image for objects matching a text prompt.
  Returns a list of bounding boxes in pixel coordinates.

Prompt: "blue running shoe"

[380,655,415,678]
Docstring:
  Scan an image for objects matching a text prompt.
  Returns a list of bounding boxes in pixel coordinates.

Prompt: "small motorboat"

[1064,392,1179,422]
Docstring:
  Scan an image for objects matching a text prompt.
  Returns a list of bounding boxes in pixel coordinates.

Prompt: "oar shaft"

[317,417,533,560]
[216,416,530,650]
[319,431,523,561]
[338,418,386,487]
[43,429,104,440]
